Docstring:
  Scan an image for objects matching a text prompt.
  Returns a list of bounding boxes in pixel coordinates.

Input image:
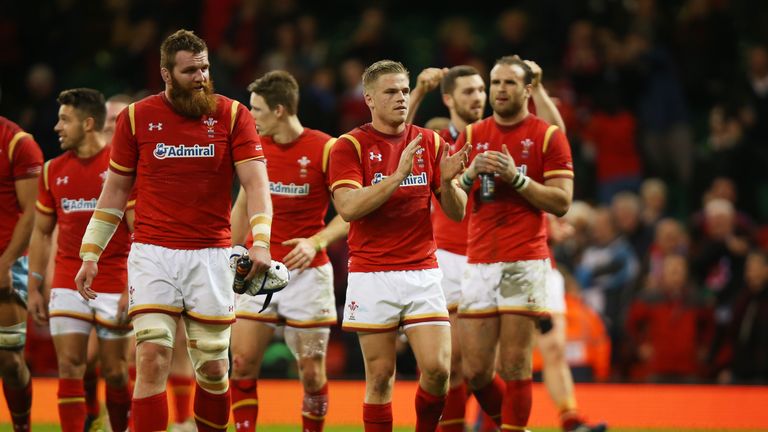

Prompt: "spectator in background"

[690,198,753,369]
[337,58,369,134]
[575,207,639,360]
[642,218,689,293]
[581,88,642,204]
[611,192,653,265]
[625,254,713,382]
[561,20,602,102]
[719,250,768,383]
[639,178,668,227]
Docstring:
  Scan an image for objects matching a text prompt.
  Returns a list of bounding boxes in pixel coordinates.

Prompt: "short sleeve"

[230,102,265,165]
[542,127,574,181]
[35,161,55,215]
[10,135,43,180]
[431,133,445,193]
[328,136,363,192]
[109,108,139,176]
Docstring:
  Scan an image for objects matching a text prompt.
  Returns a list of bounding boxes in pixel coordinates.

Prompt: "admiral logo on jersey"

[153,142,215,159]
[61,198,98,213]
[269,181,310,196]
[371,172,428,187]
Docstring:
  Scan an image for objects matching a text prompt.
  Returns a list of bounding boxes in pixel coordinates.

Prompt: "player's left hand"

[246,245,271,280]
[282,238,317,271]
[484,144,519,183]
[439,142,471,184]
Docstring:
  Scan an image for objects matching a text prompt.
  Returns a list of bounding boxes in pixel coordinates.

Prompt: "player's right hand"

[246,245,271,280]
[395,133,422,180]
[415,67,448,93]
[75,261,99,300]
[27,289,49,325]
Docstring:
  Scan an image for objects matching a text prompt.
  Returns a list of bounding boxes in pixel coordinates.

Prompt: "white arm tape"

[80,208,124,262]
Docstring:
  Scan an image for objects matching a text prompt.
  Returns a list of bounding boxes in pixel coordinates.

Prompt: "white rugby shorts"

[49,288,130,339]
[545,267,566,314]
[127,243,235,324]
[458,259,550,318]
[342,268,449,332]
[236,262,337,328]
[435,249,467,312]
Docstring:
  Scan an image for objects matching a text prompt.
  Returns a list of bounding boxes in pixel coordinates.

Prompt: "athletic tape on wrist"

[80,208,124,262]
[249,213,272,249]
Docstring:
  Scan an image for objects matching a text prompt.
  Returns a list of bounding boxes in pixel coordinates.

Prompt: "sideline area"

[1,379,766,429]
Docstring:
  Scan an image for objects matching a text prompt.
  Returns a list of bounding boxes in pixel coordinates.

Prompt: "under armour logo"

[476,142,489,151]
[148,122,163,131]
[56,176,68,185]
[369,152,382,161]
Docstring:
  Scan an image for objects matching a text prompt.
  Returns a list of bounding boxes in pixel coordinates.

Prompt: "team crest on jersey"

[61,198,98,213]
[270,181,310,196]
[415,146,425,168]
[297,156,310,178]
[99,170,108,184]
[203,117,218,138]
[521,138,534,158]
[372,172,428,187]
[153,143,215,159]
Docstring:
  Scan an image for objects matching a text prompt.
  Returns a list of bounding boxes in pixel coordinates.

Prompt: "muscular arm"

[282,213,349,271]
[333,134,423,221]
[406,67,446,124]
[230,186,249,245]
[438,180,467,221]
[0,177,38,288]
[234,159,273,275]
[234,160,273,229]
[333,174,407,221]
[27,212,56,298]
[96,172,135,211]
[517,177,573,217]
[525,60,566,133]
[530,86,566,133]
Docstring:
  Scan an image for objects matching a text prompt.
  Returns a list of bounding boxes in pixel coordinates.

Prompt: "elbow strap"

[80,208,124,262]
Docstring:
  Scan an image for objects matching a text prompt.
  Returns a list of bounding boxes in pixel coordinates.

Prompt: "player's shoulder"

[527,114,559,134]
[299,128,332,147]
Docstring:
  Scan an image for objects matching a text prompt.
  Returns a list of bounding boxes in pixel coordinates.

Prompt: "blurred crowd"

[4,0,768,384]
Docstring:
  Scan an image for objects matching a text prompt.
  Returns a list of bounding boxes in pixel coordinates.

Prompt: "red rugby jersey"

[36,147,131,293]
[457,115,573,263]
[328,123,444,272]
[0,117,43,253]
[109,93,264,249]
[431,126,470,255]
[263,128,335,266]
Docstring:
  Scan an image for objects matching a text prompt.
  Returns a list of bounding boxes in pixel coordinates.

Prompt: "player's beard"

[491,95,525,119]
[169,76,217,118]
[456,103,484,124]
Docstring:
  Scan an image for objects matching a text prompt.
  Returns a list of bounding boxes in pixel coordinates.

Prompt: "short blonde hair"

[362,60,409,91]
